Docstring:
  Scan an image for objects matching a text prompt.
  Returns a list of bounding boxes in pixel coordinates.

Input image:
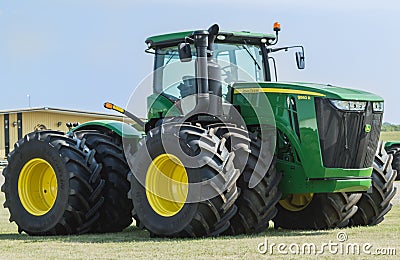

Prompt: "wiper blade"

[241,41,261,70]
[165,51,177,65]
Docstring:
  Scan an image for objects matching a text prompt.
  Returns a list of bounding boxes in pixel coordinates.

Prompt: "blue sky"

[1,0,400,123]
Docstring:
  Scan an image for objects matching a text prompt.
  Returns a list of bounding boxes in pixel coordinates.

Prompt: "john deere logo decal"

[365,124,371,133]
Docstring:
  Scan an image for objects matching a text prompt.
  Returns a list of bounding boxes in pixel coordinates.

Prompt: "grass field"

[380,131,400,142]
[0,171,399,259]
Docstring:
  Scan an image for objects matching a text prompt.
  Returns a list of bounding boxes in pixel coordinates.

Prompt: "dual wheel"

[387,145,400,181]
[2,130,132,235]
[2,131,104,235]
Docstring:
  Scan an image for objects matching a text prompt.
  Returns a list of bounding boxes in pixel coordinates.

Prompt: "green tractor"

[385,141,400,180]
[2,23,397,237]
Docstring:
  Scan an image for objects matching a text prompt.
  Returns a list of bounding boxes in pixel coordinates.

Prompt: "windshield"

[214,43,264,83]
[153,43,265,99]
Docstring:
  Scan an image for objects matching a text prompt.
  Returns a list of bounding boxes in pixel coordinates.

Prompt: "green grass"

[381,131,400,142]
[0,177,399,259]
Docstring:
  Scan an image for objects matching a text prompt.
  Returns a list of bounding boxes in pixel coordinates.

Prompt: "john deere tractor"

[2,23,397,237]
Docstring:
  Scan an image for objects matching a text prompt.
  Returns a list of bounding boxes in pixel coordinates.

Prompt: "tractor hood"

[232,82,384,101]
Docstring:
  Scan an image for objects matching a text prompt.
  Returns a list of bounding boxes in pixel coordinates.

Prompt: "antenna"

[27,94,31,108]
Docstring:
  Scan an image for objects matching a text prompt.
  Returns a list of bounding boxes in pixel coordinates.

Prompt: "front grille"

[315,98,382,169]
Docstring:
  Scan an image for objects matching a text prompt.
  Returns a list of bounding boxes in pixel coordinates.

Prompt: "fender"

[69,120,143,139]
[384,141,400,150]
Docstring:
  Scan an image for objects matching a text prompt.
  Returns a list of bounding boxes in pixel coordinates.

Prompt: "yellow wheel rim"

[146,154,188,217]
[279,193,314,212]
[18,158,58,216]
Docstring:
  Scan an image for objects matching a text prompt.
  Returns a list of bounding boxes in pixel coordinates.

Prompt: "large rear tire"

[128,123,240,238]
[1,131,104,235]
[349,141,397,226]
[387,146,400,181]
[273,192,360,230]
[73,130,133,233]
[208,124,281,235]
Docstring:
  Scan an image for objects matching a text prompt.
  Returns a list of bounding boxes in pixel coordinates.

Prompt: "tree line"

[381,122,400,132]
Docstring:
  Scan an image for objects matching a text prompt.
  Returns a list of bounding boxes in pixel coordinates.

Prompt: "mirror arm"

[145,48,155,54]
[268,45,304,54]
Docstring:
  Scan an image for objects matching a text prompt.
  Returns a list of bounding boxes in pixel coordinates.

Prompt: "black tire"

[73,130,133,233]
[349,141,398,226]
[128,123,240,238]
[1,131,104,235]
[273,192,360,230]
[387,146,400,181]
[208,124,282,235]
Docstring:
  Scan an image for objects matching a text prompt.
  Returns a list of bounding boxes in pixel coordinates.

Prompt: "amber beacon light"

[274,22,281,32]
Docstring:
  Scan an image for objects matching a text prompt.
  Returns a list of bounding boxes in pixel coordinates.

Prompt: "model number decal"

[297,95,311,100]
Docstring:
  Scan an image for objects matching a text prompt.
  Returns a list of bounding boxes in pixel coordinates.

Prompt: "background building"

[0,107,132,160]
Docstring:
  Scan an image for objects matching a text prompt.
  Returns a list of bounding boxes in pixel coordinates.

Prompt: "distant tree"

[381,122,400,132]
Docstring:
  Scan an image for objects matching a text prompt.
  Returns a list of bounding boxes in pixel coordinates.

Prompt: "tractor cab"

[148,32,270,98]
[144,24,305,129]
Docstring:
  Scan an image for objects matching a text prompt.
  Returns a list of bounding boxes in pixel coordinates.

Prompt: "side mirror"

[178,43,192,62]
[296,51,305,69]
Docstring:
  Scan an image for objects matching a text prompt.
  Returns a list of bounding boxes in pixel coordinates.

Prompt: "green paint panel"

[147,94,181,119]
[385,141,400,150]
[146,31,193,45]
[71,120,144,139]
[277,159,372,195]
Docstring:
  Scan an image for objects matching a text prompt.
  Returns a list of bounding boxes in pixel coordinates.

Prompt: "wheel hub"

[145,154,188,217]
[279,193,314,211]
[18,158,58,216]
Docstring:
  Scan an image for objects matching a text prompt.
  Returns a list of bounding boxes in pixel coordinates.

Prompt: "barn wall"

[0,110,125,159]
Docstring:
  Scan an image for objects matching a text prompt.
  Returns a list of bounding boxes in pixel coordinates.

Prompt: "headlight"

[372,102,384,112]
[330,100,367,111]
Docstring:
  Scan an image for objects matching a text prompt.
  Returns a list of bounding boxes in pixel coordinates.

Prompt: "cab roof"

[145,30,276,48]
